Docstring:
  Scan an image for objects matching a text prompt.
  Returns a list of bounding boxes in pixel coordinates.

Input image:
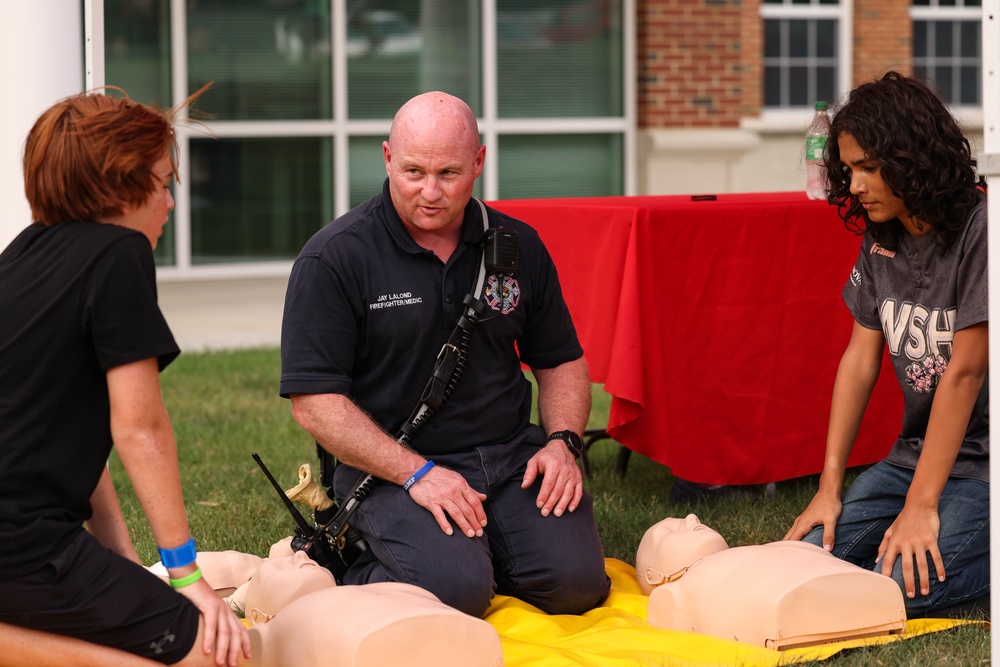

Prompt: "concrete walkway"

[158,277,288,352]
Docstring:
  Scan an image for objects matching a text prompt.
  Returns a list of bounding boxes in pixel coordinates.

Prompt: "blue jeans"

[803,461,990,616]
[335,430,610,618]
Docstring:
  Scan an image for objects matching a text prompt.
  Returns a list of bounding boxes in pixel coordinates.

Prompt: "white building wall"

[0,2,83,252]
[639,127,987,197]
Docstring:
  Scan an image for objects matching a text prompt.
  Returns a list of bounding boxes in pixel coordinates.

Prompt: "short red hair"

[23,85,208,226]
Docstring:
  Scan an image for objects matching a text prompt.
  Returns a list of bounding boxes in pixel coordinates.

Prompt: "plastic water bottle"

[805,101,831,200]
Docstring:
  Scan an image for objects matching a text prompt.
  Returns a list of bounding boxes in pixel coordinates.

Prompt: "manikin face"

[245,551,337,625]
[383,94,485,242]
[635,514,729,594]
[118,152,175,249]
[837,132,925,235]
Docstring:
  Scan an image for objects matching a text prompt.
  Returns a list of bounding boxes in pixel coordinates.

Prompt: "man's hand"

[522,440,583,517]
[877,504,944,599]
[783,491,842,549]
[407,465,488,538]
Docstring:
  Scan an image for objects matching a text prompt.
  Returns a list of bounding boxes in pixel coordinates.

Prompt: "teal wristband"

[402,460,435,491]
[158,538,197,569]
[169,567,203,589]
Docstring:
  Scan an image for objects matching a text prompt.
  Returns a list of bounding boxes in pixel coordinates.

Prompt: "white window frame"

[910,1,984,120]
[156,0,635,279]
[752,0,852,131]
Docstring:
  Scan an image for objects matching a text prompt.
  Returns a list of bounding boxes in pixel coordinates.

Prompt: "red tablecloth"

[490,192,903,484]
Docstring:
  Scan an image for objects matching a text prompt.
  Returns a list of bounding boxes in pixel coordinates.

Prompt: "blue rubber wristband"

[402,460,436,491]
[157,538,197,569]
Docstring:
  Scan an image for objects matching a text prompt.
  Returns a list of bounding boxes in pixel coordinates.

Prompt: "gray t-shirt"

[843,194,988,482]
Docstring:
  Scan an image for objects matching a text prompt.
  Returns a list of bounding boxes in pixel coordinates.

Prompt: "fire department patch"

[484,274,520,314]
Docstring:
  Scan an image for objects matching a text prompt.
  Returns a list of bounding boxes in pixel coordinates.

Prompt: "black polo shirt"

[280,180,582,454]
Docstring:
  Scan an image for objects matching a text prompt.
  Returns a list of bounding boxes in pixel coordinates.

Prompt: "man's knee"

[517,557,610,616]
[412,568,494,618]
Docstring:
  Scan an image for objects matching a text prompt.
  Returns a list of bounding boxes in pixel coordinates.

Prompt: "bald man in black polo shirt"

[280,92,610,618]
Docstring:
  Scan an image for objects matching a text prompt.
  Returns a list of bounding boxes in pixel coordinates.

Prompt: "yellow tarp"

[484,559,976,667]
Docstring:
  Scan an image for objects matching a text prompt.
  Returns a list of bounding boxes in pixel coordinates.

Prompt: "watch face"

[550,430,583,457]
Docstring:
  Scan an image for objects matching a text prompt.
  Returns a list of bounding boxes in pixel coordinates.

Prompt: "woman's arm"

[107,357,250,667]
[878,321,988,598]
[784,321,885,543]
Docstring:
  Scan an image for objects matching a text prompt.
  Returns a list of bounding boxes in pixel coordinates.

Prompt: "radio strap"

[316,199,493,551]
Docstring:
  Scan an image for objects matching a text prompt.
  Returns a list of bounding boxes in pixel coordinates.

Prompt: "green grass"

[108,348,990,666]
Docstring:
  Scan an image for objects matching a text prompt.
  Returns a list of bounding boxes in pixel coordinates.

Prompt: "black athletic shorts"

[0,530,199,663]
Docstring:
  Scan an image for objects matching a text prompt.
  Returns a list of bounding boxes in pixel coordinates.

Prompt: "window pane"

[764,65,783,106]
[934,21,954,56]
[186,1,332,120]
[960,65,980,104]
[498,134,623,199]
[788,66,808,106]
[104,0,174,265]
[934,67,955,102]
[104,0,171,107]
[913,21,928,58]
[960,20,979,57]
[816,66,836,105]
[349,136,483,209]
[497,0,622,117]
[189,138,332,264]
[347,1,480,119]
[788,20,808,58]
[816,19,835,57]
[764,19,782,58]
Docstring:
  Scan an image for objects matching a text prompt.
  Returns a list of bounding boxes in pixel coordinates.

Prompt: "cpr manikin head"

[634,514,729,594]
[247,582,504,667]
[245,550,337,625]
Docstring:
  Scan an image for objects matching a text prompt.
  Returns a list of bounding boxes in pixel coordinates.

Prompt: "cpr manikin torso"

[637,514,906,650]
[226,548,503,667]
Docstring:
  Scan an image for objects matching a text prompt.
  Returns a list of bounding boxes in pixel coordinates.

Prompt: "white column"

[0,2,84,251]
[983,0,999,649]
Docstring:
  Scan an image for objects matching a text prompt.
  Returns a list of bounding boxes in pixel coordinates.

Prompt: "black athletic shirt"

[0,221,179,579]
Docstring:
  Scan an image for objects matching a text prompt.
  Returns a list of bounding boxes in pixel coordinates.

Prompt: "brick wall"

[638,0,746,128]
[637,0,916,129]
[853,0,912,85]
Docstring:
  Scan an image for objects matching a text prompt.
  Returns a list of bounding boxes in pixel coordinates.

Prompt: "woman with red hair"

[0,88,249,666]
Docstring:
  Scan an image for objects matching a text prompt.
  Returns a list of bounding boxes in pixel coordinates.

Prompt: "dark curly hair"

[824,71,985,252]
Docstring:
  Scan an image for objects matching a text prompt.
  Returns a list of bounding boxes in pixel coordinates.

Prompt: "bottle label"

[806,135,827,160]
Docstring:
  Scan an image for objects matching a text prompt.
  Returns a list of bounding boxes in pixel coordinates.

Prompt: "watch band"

[547,430,584,459]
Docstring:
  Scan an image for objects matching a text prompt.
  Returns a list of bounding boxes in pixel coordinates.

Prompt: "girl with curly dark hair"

[785,72,989,619]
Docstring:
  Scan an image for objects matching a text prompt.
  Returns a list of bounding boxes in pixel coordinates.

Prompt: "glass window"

[911,1,982,106]
[189,138,332,264]
[347,0,481,119]
[496,0,623,117]
[498,134,623,199]
[187,1,332,120]
[760,1,844,109]
[103,1,631,273]
[104,0,171,107]
[105,0,173,265]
